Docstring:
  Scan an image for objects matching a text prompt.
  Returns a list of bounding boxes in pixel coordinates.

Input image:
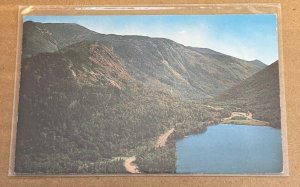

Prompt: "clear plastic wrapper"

[10,4,288,176]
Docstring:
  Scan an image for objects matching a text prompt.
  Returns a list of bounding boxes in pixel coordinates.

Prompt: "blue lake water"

[176,124,283,174]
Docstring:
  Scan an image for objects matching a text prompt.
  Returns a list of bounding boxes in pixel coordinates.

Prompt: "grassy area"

[222,119,269,126]
[231,116,247,120]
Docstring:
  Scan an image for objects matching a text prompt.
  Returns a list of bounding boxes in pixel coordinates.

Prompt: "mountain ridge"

[22,21,266,99]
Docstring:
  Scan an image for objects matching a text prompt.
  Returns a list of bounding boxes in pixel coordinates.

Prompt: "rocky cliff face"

[22,21,266,99]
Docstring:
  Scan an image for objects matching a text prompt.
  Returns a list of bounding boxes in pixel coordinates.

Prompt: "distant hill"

[217,61,281,128]
[22,21,266,99]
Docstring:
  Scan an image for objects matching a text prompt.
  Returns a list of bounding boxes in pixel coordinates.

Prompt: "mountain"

[15,21,276,174]
[21,21,266,99]
[22,21,97,58]
[217,61,281,128]
[16,39,228,174]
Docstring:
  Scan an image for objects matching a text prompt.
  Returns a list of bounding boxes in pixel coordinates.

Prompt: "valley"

[14,21,281,174]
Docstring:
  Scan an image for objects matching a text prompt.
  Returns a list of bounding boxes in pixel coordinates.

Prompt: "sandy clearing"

[123,156,140,174]
[222,111,269,126]
[222,111,252,121]
[155,128,175,148]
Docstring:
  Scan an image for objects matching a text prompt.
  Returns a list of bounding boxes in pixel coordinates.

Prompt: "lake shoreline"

[221,119,269,127]
[176,124,283,174]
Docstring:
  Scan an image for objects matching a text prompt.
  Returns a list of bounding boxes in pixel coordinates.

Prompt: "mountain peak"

[249,59,265,65]
[22,21,267,99]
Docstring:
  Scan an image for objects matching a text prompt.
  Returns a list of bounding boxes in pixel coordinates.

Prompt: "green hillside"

[15,40,228,174]
[217,61,281,128]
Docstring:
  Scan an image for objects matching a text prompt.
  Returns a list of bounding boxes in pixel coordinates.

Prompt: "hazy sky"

[24,15,279,65]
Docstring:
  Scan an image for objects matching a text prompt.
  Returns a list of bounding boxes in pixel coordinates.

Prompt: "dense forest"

[15,42,229,174]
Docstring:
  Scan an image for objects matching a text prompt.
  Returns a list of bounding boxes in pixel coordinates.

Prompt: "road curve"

[155,128,175,148]
[124,156,140,174]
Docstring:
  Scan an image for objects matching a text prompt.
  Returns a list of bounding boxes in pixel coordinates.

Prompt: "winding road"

[124,127,175,173]
[123,156,141,174]
[155,128,175,148]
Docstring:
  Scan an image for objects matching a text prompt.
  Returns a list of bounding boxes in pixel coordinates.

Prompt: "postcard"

[11,11,285,175]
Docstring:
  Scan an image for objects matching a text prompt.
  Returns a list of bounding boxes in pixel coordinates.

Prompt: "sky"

[24,14,279,65]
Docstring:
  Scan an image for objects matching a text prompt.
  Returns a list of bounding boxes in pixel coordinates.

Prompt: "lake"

[176,124,283,174]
